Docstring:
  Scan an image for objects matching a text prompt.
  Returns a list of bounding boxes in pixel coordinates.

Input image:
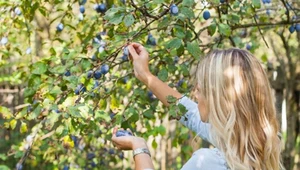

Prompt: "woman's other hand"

[111,127,148,150]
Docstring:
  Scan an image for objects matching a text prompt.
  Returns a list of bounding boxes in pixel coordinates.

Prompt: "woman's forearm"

[134,153,154,170]
[142,73,182,106]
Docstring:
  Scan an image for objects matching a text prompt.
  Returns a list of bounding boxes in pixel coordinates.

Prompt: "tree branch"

[231,20,300,29]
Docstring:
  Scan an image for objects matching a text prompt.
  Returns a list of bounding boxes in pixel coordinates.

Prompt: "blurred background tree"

[0,0,299,170]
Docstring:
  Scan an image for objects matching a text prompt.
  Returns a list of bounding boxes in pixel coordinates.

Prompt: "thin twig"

[253,16,269,48]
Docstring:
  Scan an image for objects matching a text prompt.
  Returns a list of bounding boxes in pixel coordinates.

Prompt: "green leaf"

[10,119,17,129]
[104,7,119,20]
[109,13,124,25]
[0,154,8,161]
[252,0,261,8]
[20,122,28,133]
[46,112,60,129]
[94,110,109,121]
[50,65,66,74]
[169,105,177,118]
[156,125,166,136]
[28,75,42,90]
[218,23,231,36]
[143,109,155,119]
[158,67,168,81]
[182,0,194,7]
[261,54,268,63]
[0,106,13,119]
[158,17,169,29]
[228,14,240,24]
[207,23,217,36]
[68,106,81,118]
[24,88,36,98]
[178,104,188,115]
[55,125,65,135]
[152,140,158,149]
[78,105,90,119]
[32,62,47,75]
[28,105,42,120]
[187,41,201,59]
[153,0,164,3]
[124,14,135,27]
[49,86,62,96]
[166,38,182,49]
[181,7,195,19]
[167,96,177,104]
[175,29,185,39]
[0,165,9,170]
[80,59,91,71]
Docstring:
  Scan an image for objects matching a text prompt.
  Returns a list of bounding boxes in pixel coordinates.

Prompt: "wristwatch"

[133,148,151,158]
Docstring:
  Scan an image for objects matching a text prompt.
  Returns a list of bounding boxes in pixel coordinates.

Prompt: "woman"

[111,43,283,170]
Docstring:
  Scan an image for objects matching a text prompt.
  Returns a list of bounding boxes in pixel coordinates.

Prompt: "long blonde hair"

[196,48,283,170]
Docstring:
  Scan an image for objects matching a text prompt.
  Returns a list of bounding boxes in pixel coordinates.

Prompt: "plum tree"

[0,0,299,170]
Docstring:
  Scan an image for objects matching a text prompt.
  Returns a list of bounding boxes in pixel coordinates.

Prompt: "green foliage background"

[0,0,299,169]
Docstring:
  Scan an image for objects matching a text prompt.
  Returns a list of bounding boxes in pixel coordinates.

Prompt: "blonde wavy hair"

[195,48,283,170]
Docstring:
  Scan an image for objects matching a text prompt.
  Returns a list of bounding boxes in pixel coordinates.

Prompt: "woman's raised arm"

[127,43,182,106]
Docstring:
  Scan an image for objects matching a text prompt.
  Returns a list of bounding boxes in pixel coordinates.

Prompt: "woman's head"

[195,48,282,170]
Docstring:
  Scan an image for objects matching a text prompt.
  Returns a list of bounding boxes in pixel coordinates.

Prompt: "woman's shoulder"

[181,148,229,170]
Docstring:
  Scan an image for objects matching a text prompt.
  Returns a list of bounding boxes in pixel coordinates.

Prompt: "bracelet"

[133,148,151,158]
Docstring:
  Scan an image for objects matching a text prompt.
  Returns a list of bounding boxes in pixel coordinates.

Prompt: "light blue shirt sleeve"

[178,97,229,170]
[178,96,213,144]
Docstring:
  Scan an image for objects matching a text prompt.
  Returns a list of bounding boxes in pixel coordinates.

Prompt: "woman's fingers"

[129,43,147,55]
[112,127,118,135]
[128,44,138,60]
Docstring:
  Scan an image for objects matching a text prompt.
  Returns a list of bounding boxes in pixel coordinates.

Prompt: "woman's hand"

[111,127,148,150]
[127,43,152,85]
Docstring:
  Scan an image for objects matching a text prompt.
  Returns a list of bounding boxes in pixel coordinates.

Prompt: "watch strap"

[132,148,151,158]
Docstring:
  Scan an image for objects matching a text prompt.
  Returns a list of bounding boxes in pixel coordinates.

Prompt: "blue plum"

[64,70,71,76]
[14,7,22,15]
[75,84,86,95]
[289,25,295,33]
[295,24,300,32]
[246,44,251,50]
[95,4,106,13]
[116,129,133,137]
[170,4,179,15]
[100,64,109,74]
[87,70,93,79]
[123,46,129,56]
[108,148,115,154]
[121,55,128,61]
[87,153,96,160]
[174,56,179,63]
[56,23,64,32]
[79,5,85,13]
[146,34,156,46]
[94,70,102,79]
[203,11,210,20]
